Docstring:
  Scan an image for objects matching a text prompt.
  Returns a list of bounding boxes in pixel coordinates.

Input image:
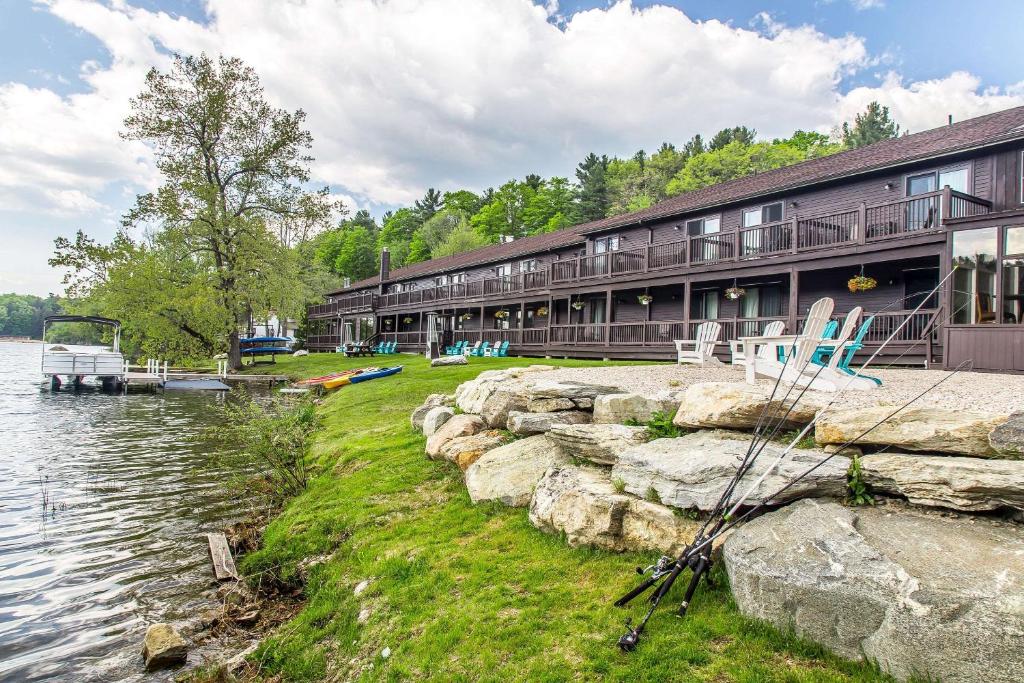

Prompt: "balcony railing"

[326,187,990,316]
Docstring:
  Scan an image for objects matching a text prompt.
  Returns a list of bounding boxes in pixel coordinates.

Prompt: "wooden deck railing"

[308,293,377,317]
[328,188,990,316]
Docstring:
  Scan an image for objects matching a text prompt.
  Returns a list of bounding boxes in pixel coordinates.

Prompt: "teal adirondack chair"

[779,318,841,362]
[387,341,398,354]
[487,340,509,357]
[812,315,882,385]
[445,340,465,355]
[470,341,491,357]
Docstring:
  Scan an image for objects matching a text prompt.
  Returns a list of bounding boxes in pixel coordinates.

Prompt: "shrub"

[847,454,874,506]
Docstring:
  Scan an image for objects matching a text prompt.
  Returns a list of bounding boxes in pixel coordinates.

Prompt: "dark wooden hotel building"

[307,106,1024,372]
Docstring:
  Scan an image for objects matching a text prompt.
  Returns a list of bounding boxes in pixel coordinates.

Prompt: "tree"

[575,153,610,221]
[709,126,757,151]
[522,177,577,233]
[414,188,443,222]
[682,134,705,158]
[842,101,900,148]
[471,180,534,242]
[53,55,335,368]
[432,216,489,258]
[442,189,482,216]
[666,140,804,195]
[377,207,420,267]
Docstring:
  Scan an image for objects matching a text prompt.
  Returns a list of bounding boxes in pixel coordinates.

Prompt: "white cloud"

[2,0,1022,230]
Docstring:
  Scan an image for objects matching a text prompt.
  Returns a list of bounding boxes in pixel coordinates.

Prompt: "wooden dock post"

[207,532,239,581]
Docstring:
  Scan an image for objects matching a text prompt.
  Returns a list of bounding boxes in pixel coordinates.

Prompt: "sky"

[1,0,1023,296]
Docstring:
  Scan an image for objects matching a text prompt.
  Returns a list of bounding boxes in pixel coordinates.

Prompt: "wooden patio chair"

[810,309,880,390]
[729,320,784,368]
[742,297,837,391]
[464,341,481,356]
[674,322,722,366]
[469,341,491,357]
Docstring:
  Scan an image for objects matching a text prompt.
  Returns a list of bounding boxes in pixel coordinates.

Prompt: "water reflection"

[0,342,253,682]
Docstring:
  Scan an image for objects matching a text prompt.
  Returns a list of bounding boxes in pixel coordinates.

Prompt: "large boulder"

[454,371,511,414]
[410,393,453,431]
[611,431,849,511]
[507,410,590,436]
[723,499,1024,683]
[861,453,1024,512]
[593,392,681,425]
[546,423,648,466]
[674,382,822,431]
[425,414,484,459]
[464,435,569,506]
[431,354,467,366]
[988,412,1024,457]
[527,397,577,413]
[526,380,622,402]
[529,465,696,554]
[479,388,529,428]
[815,407,1008,457]
[421,406,454,436]
[438,431,511,471]
[142,623,188,670]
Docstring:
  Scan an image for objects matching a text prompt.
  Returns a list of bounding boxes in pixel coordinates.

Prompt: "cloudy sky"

[2,0,1022,296]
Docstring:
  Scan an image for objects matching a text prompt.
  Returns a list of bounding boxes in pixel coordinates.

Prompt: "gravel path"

[541,363,1024,415]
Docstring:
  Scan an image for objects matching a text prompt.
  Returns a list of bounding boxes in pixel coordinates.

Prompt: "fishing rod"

[615,358,972,652]
[614,270,959,652]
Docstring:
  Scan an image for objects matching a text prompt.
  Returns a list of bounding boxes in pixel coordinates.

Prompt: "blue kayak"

[348,366,403,384]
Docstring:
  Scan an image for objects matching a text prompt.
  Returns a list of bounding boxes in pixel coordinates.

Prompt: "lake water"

[0,342,250,681]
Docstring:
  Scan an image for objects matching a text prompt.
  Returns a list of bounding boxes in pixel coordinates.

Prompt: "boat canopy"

[44,315,121,328]
[240,336,291,343]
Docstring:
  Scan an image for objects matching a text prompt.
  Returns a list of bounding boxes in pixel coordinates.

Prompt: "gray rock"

[723,499,1024,683]
[674,382,822,431]
[507,410,590,435]
[479,388,529,428]
[410,393,453,431]
[529,465,696,554]
[988,412,1024,457]
[464,435,569,506]
[438,430,511,471]
[593,392,681,425]
[611,431,849,510]
[861,453,1024,512]
[816,406,1008,457]
[431,354,467,366]
[142,623,187,670]
[526,380,622,401]
[292,349,309,357]
[425,414,484,458]
[421,406,454,436]
[546,423,648,465]
[528,397,577,413]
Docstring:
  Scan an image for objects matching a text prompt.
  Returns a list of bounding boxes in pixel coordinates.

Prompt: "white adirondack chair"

[729,320,785,368]
[674,321,722,366]
[742,297,836,390]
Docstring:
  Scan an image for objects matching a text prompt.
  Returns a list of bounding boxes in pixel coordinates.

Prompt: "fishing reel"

[617,618,641,652]
[636,555,675,580]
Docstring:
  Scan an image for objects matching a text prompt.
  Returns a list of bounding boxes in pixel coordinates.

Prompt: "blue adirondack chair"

[778,318,841,363]
[469,341,491,357]
[488,340,510,357]
[446,340,466,355]
[812,315,882,385]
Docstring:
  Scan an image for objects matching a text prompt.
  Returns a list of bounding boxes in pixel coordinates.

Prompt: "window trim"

[593,234,620,254]
[740,201,784,228]
[902,163,971,198]
[684,214,722,236]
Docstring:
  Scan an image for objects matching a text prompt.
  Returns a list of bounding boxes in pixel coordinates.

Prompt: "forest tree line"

[313,101,900,284]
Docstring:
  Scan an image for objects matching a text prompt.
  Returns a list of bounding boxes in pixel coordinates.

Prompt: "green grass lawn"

[238,353,892,682]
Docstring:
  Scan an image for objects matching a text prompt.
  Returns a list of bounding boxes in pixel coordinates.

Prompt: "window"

[692,290,719,320]
[685,216,721,236]
[1004,226,1024,324]
[520,259,538,273]
[742,202,783,227]
[907,167,969,196]
[952,228,998,324]
[904,268,939,310]
[494,263,512,278]
[451,272,467,285]
[433,275,448,287]
[594,235,620,253]
[590,301,606,324]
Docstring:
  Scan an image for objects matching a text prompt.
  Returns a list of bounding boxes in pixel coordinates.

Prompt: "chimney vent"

[948,114,953,126]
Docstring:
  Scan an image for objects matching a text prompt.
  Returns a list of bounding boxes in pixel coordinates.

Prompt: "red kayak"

[292,368,375,387]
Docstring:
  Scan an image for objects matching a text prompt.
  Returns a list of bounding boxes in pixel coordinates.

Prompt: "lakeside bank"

[230,353,896,682]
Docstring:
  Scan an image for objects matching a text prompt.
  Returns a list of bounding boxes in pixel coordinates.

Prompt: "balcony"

[308,292,377,318]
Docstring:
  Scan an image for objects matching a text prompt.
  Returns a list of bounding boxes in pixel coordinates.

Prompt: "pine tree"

[842,101,900,148]
[709,126,757,151]
[414,188,443,222]
[575,152,610,222]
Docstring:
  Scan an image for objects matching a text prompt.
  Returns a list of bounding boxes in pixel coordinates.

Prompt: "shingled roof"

[334,104,1024,295]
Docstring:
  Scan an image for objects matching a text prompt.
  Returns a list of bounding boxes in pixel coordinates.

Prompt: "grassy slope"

[241,353,891,682]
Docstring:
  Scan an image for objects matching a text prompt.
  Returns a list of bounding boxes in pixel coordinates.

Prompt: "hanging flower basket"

[494,310,509,320]
[725,286,746,300]
[637,294,654,305]
[571,301,585,311]
[459,313,473,321]
[402,317,413,324]
[847,275,878,293]
[536,306,549,317]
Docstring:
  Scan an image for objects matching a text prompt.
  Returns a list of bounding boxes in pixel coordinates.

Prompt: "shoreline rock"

[142,623,188,670]
[546,423,648,466]
[507,410,590,435]
[674,382,822,431]
[464,435,568,506]
[815,407,1008,457]
[861,453,1024,512]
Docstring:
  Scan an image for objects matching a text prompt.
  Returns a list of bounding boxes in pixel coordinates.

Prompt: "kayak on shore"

[292,368,378,388]
[328,365,403,389]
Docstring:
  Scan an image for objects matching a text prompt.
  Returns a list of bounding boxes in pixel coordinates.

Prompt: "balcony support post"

[682,278,691,339]
[941,185,952,223]
[790,216,799,253]
[857,202,867,245]
[788,267,799,334]
[478,305,484,342]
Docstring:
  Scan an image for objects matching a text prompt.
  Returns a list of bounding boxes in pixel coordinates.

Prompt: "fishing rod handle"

[677,555,710,618]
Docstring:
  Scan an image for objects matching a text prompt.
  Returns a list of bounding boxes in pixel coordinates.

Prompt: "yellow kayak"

[323,375,353,389]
